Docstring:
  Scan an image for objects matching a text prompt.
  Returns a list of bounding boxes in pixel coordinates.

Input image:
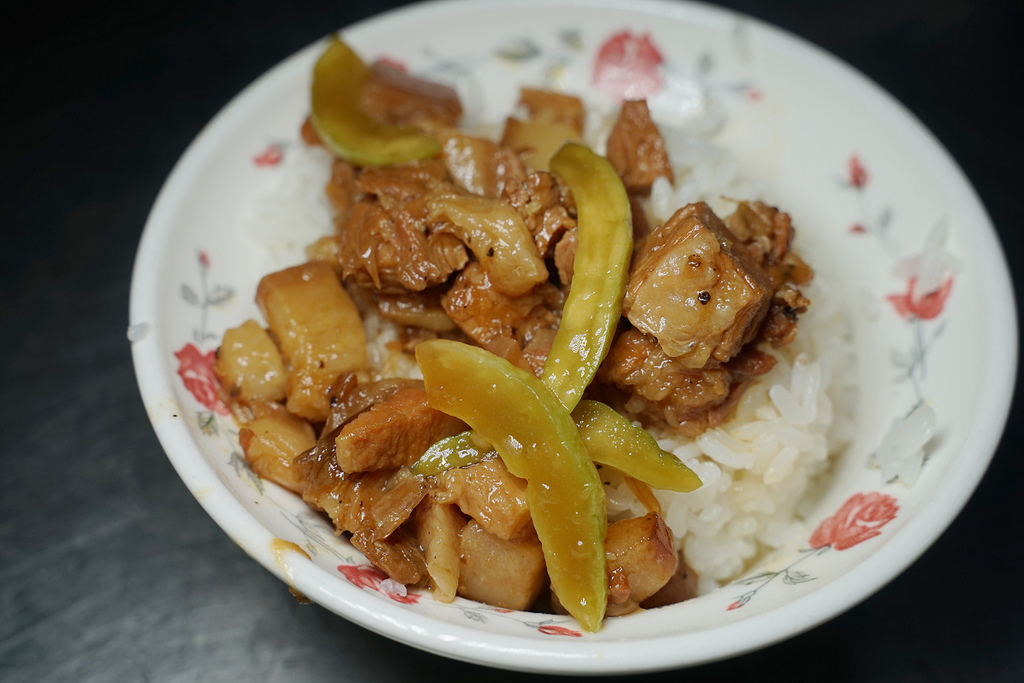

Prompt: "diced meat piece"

[598,328,731,432]
[352,527,427,586]
[553,227,577,288]
[437,130,527,198]
[518,88,585,135]
[335,387,466,472]
[604,513,678,606]
[297,438,428,543]
[434,456,533,541]
[256,261,367,422]
[297,440,391,531]
[624,202,773,368]
[300,116,321,146]
[412,501,467,602]
[214,319,287,405]
[598,328,778,435]
[501,87,585,173]
[325,158,360,218]
[237,402,316,494]
[441,262,561,374]
[427,192,548,296]
[606,100,674,195]
[724,200,814,289]
[640,553,699,608]
[501,103,581,172]
[758,287,810,348]
[374,288,457,332]
[356,159,449,204]
[338,197,469,293]
[502,172,577,258]
[457,520,547,610]
[360,60,462,129]
[323,373,421,435]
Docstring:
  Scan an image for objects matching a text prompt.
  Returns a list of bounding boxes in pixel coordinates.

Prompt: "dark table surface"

[3,0,1021,680]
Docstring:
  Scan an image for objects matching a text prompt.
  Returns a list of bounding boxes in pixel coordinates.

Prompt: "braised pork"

[334,387,466,472]
[359,59,462,129]
[606,100,674,195]
[624,202,773,368]
[441,262,561,375]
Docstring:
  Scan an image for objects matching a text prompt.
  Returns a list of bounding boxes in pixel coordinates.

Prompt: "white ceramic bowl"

[130,0,1016,673]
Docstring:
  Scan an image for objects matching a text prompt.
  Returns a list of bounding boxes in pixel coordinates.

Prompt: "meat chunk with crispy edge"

[441,261,562,375]
[334,386,466,473]
[457,520,547,610]
[359,59,462,129]
[623,202,773,368]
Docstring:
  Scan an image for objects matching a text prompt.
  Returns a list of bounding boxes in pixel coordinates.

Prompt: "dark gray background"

[2,0,1021,680]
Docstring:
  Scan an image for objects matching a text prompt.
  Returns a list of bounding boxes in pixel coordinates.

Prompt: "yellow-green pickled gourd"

[311,37,440,166]
[573,400,702,493]
[415,339,607,632]
[542,142,633,410]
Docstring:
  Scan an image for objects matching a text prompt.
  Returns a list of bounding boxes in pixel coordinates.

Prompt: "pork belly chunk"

[457,520,547,611]
[606,100,674,195]
[433,456,533,542]
[334,387,466,472]
[338,195,468,293]
[437,129,527,198]
[441,262,562,375]
[360,59,462,129]
[624,202,772,368]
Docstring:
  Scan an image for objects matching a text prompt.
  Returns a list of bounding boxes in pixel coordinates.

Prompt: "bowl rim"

[129,0,1018,673]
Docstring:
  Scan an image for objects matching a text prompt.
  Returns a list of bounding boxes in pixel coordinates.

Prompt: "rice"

[247,121,855,597]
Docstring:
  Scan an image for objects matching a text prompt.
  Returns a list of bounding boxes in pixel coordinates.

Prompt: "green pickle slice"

[311,37,440,166]
[416,339,608,632]
[542,142,633,410]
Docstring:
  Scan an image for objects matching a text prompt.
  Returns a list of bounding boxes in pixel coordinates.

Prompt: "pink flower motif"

[848,155,868,188]
[746,88,762,102]
[809,492,899,551]
[174,343,229,415]
[336,565,421,604]
[198,250,210,268]
[253,144,283,167]
[726,600,745,611]
[593,30,664,100]
[849,224,866,235]
[887,276,954,321]
[888,222,958,321]
[537,624,583,637]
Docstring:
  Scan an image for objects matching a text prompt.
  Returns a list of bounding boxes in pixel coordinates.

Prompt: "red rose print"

[593,30,664,100]
[174,343,229,415]
[887,276,953,321]
[848,155,868,188]
[338,564,386,590]
[198,250,210,268]
[337,565,421,604]
[809,492,899,551]
[538,624,583,637]
[253,144,283,167]
[849,224,866,235]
